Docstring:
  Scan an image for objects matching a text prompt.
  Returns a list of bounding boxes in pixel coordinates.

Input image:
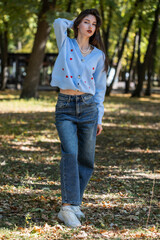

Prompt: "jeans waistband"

[58,93,93,102]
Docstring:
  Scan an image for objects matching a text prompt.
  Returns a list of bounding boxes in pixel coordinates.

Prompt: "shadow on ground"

[0,95,159,232]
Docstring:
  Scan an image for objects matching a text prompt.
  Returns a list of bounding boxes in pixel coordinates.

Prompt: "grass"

[0,89,160,239]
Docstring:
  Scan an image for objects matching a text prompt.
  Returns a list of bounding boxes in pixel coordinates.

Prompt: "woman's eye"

[84,22,96,26]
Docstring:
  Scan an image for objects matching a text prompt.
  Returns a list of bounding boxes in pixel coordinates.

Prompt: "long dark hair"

[73,9,108,73]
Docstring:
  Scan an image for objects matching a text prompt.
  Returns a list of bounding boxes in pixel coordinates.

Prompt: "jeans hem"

[62,200,81,206]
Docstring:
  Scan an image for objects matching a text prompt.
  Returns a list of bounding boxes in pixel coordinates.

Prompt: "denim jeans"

[55,93,98,206]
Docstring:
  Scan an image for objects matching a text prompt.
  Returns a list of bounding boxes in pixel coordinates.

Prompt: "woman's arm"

[53,18,75,51]
[93,52,107,126]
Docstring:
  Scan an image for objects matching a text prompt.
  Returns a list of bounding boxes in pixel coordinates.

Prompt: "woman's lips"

[87,30,92,33]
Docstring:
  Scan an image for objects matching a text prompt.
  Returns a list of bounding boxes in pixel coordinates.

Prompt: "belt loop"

[68,95,71,103]
[81,94,84,101]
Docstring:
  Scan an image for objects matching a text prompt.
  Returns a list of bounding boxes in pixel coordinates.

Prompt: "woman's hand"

[96,124,103,136]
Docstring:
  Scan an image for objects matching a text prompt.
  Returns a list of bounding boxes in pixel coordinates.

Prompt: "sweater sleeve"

[93,52,107,125]
[53,18,74,51]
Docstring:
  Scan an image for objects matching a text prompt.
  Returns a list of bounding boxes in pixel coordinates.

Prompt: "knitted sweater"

[51,18,107,124]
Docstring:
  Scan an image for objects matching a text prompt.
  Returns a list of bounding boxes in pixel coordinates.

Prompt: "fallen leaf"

[149,226,156,232]
[17,227,24,231]
[76,231,88,239]
[31,226,44,234]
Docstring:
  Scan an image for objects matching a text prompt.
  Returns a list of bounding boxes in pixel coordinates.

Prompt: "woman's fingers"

[96,124,103,136]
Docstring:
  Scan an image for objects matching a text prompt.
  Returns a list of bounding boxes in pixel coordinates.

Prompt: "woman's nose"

[88,24,92,29]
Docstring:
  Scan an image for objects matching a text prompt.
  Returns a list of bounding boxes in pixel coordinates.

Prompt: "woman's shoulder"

[91,45,104,55]
[92,47,105,62]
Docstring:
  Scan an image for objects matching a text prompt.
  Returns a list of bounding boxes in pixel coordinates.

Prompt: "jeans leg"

[77,119,98,203]
[56,120,81,205]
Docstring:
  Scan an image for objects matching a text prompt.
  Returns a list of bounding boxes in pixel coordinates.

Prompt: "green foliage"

[0,0,159,74]
[0,0,41,52]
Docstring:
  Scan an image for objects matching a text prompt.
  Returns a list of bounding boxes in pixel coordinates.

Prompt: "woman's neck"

[76,36,90,51]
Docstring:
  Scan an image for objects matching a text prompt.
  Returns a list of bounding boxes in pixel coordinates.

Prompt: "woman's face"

[77,14,97,38]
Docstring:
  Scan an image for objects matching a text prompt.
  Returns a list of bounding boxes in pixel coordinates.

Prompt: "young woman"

[51,8,108,228]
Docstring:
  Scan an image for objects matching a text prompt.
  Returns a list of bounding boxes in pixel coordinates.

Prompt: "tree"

[125,31,138,93]
[0,0,39,90]
[99,0,114,55]
[20,0,57,99]
[106,0,144,96]
[132,0,160,97]
[0,19,8,90]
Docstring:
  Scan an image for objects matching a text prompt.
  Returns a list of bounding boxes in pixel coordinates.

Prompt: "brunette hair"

[73,8,108,73]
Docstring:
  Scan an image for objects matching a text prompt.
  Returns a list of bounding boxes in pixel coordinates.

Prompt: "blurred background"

[0,1,160,238]
[0,0,160,98]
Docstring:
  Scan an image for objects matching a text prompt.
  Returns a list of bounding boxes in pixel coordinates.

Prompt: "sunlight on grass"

[0,90,57,113]
[126,148,160,153]
[103,122,160,130]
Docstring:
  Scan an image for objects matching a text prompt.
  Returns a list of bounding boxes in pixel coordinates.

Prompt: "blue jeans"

[55,93,98,205]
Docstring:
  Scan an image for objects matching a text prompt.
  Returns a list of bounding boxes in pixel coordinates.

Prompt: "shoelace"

[72,206,81,212]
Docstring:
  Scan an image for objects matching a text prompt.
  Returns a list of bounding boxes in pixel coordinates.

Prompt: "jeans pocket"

[82,94,95,106]
[56,98,69,108]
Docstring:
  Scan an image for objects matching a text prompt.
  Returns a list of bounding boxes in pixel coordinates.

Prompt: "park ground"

[0,90,160,240]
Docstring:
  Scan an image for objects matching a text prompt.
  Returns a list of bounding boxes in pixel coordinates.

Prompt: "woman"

[51,8,108,228]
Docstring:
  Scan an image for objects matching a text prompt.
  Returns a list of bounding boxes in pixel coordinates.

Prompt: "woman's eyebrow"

[84,18,97,23]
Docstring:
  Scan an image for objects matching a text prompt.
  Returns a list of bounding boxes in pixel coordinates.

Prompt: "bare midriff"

[60,89,85,95]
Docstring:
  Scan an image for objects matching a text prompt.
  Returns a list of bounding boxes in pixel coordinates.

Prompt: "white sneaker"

[58,206,81,228]
[71,206,85,219]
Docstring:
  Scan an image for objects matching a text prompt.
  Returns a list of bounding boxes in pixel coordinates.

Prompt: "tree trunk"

[106,15,134,95]
[125,31,138,93]
[100,0,112,54]
[66,0,72,12]
[105,7,112,54]
[0,22,8,90]
[132,0,160,97]
[107,35,121,78]
[145,68,152,96]
[145,33,157,96]
[132,26,143,97]
[121,70,126,82]
[20,0,56,99]
[67,0,73,37]
[106,0,144,96]
[145,1,159,96]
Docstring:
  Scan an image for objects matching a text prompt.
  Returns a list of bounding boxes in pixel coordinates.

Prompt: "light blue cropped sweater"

[51,18,107,124]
